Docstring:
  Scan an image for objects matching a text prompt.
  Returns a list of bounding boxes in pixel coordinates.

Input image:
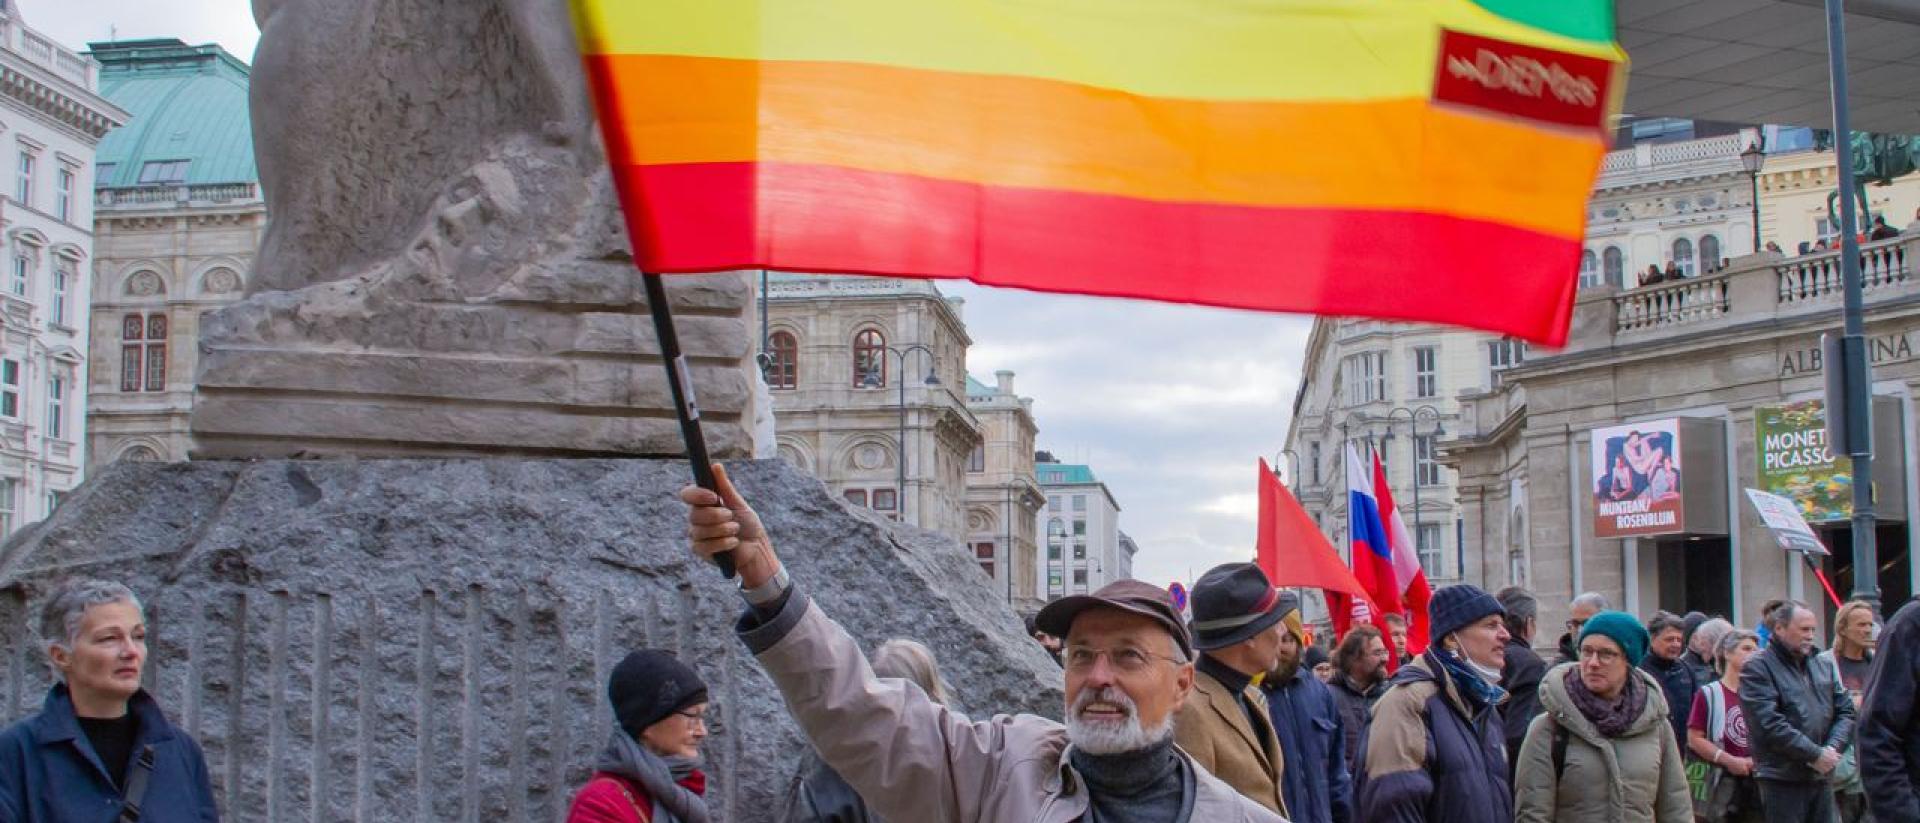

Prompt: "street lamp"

[861,343,940,526]
[1383,405,1446,573]
[1740,139,1766,253]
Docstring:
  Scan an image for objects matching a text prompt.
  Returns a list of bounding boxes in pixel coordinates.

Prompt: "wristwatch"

[738,563,792,607]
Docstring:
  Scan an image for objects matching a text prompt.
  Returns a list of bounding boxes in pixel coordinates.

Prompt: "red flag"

[1256,459,1397,668]
[1370,454,1434,655]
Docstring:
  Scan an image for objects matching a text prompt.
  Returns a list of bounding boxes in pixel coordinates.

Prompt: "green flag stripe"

[1471,0,1615,44]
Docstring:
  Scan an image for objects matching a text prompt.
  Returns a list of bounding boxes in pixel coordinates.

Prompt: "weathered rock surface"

[194,0,760,458]
[0,459,1061,822]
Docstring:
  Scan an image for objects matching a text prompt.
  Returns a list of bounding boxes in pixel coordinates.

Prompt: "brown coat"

[1174,665,1289,816]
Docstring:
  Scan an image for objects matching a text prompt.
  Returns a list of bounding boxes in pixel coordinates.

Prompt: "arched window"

[1578,250,1599,288]
[121,314,167,392]
[1671,237,1695,277]
[1602,246,1625,287]
[767,331,798,390]
[1699,235,1721,272]
[852,329,886,388]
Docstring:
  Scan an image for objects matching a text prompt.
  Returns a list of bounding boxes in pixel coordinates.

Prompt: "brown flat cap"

[1034,579,1193,659]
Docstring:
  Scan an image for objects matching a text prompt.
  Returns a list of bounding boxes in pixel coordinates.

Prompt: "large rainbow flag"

[570,1,1625,345]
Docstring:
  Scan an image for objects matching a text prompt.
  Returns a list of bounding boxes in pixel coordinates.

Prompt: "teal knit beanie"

[1578,611,1651,667]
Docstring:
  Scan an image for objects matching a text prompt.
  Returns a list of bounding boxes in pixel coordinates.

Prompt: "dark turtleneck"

[1197,653,1271,751]
[1069,734,1195,823]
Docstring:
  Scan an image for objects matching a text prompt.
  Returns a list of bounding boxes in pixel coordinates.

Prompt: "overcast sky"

[40,1,1313,589]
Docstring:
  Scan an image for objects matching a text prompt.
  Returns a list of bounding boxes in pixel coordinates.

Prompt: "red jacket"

[565,769,708,823]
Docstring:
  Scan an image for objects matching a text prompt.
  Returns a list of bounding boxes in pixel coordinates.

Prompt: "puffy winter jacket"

[0,683,219,823]
[1262,667,1352,823]
[1861,597,1920,821]
[1740,635,1856,783]
[1355,652,1511,823]
[1512,664,1692,823]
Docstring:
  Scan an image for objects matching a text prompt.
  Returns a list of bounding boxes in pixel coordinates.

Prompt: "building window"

[1047,519,1065,560]
[843,489,868,507]
[1072,568,1088,588]
[1048,571,1063,595]
[871,488,898,514]
[852,329,886,387]
[1417,523,1446,579]
[1602,246,1625,286]
[1073,520,1086,537]
[967,444,985,473]
[121,314,168,392]
[1341,351,1387,404]
[46,375,64,440]
[15,151,33,204]
[95,162,116,186]
[1072,494,1087,512]
[1817,217,1840,245]
[1047,495,1060,512]
[1415,435,1441,486]
[1700,235,1722,271]
[1310,442,1322,485]
[1412,346,1438,398]
[974,542,996,577]
[767,331,797,390]
[1671,237,1695,277]
[136,159,191,186]
[1488,337,1528,371]
[49,264,69,327]
[10,254,27,297]
[0,477,11,535]
[1073,541,1086,560]
[0,360,17,418]
[1577,250,1598,288]
[55,168,73,222]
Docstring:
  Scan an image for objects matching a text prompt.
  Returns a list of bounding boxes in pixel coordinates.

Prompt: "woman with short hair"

[0,579,220,821]
[1513,611,1692,823]
[567,649,712,823]
[1688,630,1764,823]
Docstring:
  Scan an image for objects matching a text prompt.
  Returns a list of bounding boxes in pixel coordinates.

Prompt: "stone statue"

[193,0,762,458]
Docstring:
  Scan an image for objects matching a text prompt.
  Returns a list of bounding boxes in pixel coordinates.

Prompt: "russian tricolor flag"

[1346,443,1433,661]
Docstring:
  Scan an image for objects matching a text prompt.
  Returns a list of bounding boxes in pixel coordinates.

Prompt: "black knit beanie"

[608,649,709,740]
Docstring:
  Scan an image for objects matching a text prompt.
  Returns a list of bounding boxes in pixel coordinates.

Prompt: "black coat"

[1496,638,1546,777]
[1639,653,1699,748]
[1329,672,1383,776]
[1263,669,1353,823]
[1741,635,1857,783]
[787,756,879,823]
[1862,597,1920,820]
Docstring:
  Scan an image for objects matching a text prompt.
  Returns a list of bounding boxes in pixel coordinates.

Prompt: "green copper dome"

[88,39,255,188]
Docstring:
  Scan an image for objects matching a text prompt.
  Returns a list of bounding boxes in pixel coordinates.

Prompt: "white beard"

[1065,686,1174,755]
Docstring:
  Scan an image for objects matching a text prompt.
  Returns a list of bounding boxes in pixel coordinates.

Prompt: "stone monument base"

[0,459,1058,822]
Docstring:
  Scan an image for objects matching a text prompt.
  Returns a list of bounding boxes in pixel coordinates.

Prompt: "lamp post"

[862,343,939,526]
[1740,139,1766,253]
[1384,405,1446,572]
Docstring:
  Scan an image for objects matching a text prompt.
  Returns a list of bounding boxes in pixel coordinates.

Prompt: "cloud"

[948,282,1311,589]
[34,0,260,60]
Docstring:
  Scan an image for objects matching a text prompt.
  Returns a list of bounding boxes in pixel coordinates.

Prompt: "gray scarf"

[594,732,710,823]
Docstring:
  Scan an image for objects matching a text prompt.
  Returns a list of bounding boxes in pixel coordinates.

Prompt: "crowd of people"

[1634,207,1920,291]
[7,467,1920,823]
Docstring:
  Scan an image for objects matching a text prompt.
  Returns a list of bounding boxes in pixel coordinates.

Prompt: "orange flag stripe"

[588,54,1602,241]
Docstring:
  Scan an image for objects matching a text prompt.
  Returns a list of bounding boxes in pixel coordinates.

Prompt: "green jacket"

[1513,663,1693,823]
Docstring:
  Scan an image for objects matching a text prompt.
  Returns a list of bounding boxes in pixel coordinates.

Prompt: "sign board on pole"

[1744,488,1830,555]
[1167,581,1188,613]
[1591,419,1686,537]
[1755,400,1852,523]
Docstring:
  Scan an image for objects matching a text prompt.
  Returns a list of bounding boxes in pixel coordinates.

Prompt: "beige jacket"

[1513,664,1693,823]
[744,592,1287,823]
[1172,666,1288,816]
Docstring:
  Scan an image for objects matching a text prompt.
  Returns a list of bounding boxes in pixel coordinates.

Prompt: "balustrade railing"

[94,183,260,208]
[1775,239,1909,304]
[1614,272,1732,333]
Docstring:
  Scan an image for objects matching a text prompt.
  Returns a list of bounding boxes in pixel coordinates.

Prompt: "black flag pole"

[643,271,737,578]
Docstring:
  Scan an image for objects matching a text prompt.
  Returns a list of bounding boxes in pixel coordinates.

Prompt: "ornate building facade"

[965,371,1044,612]
[86,39,261,467]
[0,3,126,535]
[1033,456,1131,601]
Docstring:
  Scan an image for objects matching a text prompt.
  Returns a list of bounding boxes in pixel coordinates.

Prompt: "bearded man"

[679,468,1282,822]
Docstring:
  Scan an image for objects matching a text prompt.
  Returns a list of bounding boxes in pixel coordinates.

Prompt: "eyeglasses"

[1578,647,1623,664]
[673,707,710,727]
[1064,645,1182,674]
